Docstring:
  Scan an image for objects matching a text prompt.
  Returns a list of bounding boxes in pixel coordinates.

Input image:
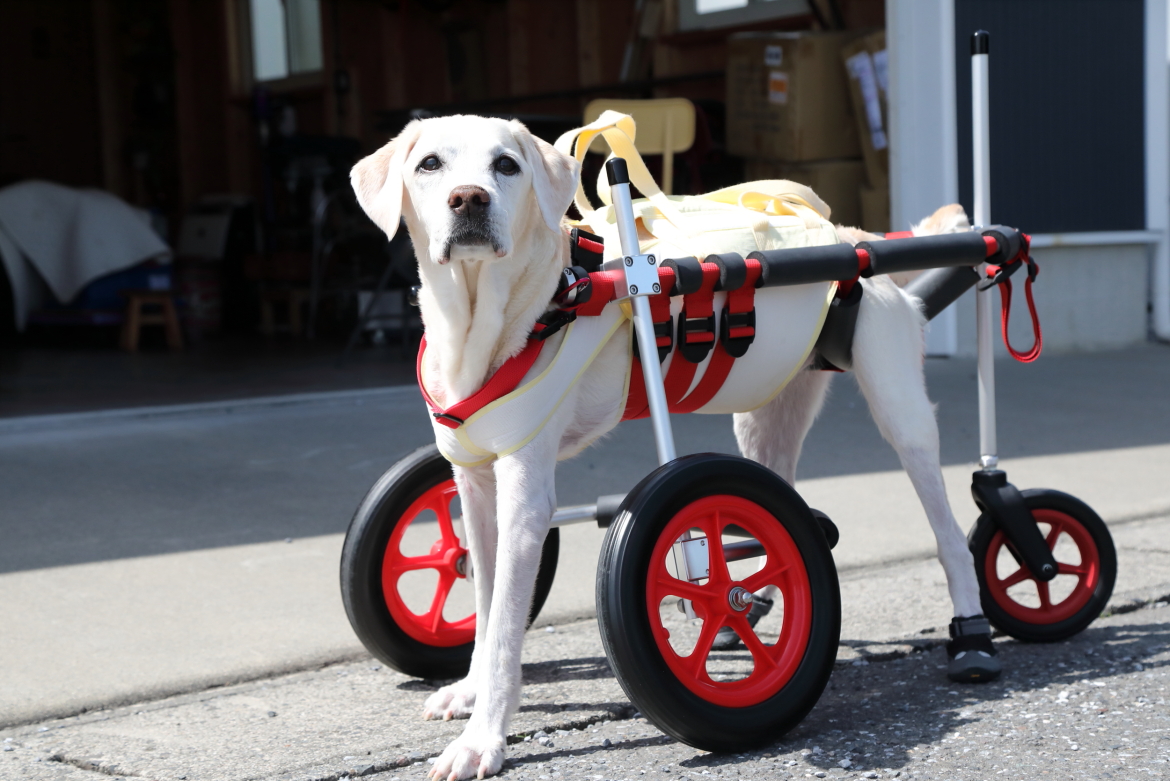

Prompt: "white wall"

[888,0,1168,354]
[950,244,1151,358]
[887,0,959,355]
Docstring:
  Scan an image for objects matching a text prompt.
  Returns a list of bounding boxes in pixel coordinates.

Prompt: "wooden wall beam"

[91,0,126,198]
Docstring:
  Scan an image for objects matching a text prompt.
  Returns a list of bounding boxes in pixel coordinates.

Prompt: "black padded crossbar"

[983,224,1025,264]
[747,243,860,288]
[661,256,703,295]
[706,253,747,291]
[857,233,989,276]
[904,266,981,322]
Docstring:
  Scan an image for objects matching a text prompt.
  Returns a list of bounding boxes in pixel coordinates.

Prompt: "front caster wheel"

[968,488,1116,643]
[340,444,559,679]
[597,454,840,752]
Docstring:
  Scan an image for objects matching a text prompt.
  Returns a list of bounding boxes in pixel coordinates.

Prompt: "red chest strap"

[416,334,546,429]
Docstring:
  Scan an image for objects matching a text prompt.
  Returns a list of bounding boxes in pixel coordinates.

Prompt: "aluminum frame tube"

[607,162,677,467]
[972,32,998,470]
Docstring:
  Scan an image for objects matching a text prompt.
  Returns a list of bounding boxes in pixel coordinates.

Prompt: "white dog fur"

[352,115,980,781]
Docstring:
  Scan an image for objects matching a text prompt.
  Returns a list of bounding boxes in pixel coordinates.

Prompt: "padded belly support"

[811,283,863,372]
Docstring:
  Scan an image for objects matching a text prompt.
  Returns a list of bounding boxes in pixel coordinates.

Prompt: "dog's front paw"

[424,679,477,721]
[428,729,505,780]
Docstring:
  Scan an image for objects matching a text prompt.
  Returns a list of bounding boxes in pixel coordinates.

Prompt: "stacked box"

[841,30,890,232]
[727,31,867,228]
[744,158,865,229]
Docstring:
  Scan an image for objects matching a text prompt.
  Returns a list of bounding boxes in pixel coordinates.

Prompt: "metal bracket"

[971,470,1058,582]
[602,253,661,300]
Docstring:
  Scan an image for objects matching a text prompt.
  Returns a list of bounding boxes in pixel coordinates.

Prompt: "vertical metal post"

[972,30,998,471]
[605,159,677,467]
[606,159,695,617]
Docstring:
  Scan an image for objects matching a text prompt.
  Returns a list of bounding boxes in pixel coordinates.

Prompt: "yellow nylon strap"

[554,111,692,240]
[701,181,831,230]
[556,114,837,257]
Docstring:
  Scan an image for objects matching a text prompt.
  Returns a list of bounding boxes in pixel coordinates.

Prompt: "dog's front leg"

[429,436,557,781]
[424,462,497,721]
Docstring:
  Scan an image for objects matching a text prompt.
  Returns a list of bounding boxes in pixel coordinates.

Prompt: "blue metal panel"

[956,0,1145,233]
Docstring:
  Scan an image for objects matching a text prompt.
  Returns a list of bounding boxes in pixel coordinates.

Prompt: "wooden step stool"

[121,291,184,352]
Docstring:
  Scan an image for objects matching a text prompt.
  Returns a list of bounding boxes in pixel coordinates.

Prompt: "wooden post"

[91,0,126,198]
[576,0,603,89]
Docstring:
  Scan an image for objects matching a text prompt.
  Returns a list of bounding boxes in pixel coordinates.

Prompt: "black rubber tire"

[596,454,841,752]
[968,488,1116,643]
[340,444,559,679]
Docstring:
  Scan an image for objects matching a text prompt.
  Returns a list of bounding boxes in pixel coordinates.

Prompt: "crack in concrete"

[48,753,140,777]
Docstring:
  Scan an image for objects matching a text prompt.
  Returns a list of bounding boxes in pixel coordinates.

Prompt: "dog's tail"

[835,204,971,287]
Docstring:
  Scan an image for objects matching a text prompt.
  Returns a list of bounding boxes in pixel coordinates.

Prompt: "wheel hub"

[728,586,754,612]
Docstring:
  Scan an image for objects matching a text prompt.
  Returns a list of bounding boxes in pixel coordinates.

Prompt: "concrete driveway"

[2,344,1170,730]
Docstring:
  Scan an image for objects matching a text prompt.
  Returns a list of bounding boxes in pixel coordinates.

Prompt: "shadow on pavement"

[503,617,1170,777]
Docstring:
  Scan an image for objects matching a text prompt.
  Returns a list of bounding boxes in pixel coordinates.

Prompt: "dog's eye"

[494,156,519,176]
[418,155,442,172]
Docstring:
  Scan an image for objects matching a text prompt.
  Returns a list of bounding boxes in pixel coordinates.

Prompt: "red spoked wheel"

[341,444,559,679]
[647,495,812,708]
[969,489,1116,643]
[597,454,839,753]
[382,478,475,647]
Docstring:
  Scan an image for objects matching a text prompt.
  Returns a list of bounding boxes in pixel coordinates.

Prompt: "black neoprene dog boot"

[711,596,773,650]
[946,615,1001,683]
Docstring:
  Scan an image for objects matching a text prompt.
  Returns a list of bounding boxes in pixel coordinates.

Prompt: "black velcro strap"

[530,308,577,341]
[661,256,704,295]
[631,318,674,363]
[569,227,605,273]
[719,309,755,358]
[677,312,716,363]
[946,615,996,658]
[706,253,747,292]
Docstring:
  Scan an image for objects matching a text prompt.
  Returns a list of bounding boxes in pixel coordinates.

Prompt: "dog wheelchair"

[339,33,1116,752]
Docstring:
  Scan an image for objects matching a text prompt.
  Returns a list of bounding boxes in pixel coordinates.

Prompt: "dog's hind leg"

[734,365,833,488]
[423,462,497,722]
[720,367,833,648]
[851,278,999,682]
[851,278,981,617]
[429,434,559,781]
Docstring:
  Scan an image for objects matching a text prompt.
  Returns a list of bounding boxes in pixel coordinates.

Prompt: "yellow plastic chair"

[582,98,696,195]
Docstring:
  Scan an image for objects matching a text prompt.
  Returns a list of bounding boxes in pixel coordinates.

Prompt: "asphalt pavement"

[2,344,1170,780]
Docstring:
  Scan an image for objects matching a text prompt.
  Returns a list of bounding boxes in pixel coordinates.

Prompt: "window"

[679,0,810,31]
[248,0,323,83]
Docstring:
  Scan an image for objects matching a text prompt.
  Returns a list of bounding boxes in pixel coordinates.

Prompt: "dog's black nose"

[448,186,491,216]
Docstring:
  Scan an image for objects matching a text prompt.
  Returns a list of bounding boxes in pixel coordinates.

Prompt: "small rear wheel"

[597,454,840,752]
[340,444,559,679]
[968,489,1116,643]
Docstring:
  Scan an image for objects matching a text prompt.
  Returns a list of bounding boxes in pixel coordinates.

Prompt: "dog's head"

[351,115,579,265]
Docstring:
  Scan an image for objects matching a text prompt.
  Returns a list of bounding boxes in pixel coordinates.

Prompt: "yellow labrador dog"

[352,115,984,781]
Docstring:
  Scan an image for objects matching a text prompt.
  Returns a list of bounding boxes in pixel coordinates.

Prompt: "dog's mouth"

[439,216,504,264]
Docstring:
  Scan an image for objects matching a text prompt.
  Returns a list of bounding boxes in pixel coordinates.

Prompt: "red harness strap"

[623,258,762,419]
[984,234,1042,362]
[664,262,722,402]
[621,270,677,421]
[416,334,546,429]
[671,258,762,414]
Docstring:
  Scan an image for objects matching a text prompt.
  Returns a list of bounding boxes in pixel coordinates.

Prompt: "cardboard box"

[842,30,889,189]
[860,183,890,233]
[727,31,863,162]
[744,158,865,228]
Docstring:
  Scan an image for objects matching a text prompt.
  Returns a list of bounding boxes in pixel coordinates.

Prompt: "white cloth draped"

[0,181,170,330]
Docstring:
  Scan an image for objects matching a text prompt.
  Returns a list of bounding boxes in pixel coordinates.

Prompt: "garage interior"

[0,0,899,416]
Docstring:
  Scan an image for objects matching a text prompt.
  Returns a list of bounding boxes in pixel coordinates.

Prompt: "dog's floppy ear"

[511,121,580,233]
[351,120,423,240]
